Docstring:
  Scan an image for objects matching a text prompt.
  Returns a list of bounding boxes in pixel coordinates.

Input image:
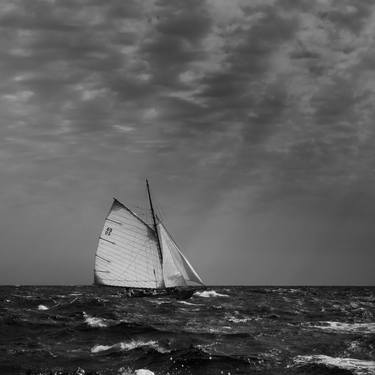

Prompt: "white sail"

[176,247,205,285]
[157,223,204,287]
[94,199,164,288]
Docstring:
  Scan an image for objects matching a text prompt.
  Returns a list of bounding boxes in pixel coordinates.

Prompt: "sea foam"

[177,300,202,306]
[310,321,375,334]
[194,290,229,298]
[294,355,375,375]
[91,340,168,354]
[227,315,251,323]
[135,370,155,375]
[117,369,155,375]
[83,312,108,328]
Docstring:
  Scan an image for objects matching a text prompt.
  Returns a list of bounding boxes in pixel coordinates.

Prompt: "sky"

[0,0,374,285]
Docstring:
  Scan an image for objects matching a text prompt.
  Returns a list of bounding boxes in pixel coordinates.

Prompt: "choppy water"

[0,286,374,374]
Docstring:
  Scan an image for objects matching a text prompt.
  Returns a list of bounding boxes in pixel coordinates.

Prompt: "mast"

[146,179,163,266]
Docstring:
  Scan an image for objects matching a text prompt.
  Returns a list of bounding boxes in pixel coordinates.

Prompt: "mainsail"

[94,182,204,290]
[94,199,164,288]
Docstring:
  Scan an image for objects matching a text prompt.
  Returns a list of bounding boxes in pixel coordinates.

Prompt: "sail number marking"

[105,227,112,236]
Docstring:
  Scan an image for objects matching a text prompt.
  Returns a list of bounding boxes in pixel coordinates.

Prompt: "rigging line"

[109,216,152,231]
[107,222,156,237]
[129,205,148,221]
[107,227,156,242]
[160,223,183,252]
[110,214,155,230]
[113,198,154,232]
[143,182,165,224]
[152,199,163,222]
[156,203,167,223]
[154,192,167,222]
[105,218,122,225]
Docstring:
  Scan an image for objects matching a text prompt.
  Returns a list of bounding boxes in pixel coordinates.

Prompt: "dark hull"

[95,285,202,299]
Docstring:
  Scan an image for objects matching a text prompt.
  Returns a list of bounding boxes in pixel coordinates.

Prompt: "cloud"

[1,1,374,191]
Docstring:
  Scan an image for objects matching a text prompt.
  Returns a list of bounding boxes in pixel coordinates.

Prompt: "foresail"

[94,199,164,288]
[157,223,204,287]
[176,248,205,285]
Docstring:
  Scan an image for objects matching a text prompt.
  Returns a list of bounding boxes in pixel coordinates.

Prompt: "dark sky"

[0,0,374,285]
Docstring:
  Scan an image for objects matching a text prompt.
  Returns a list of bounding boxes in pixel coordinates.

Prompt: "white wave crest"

[227,315,251,323]
[117,368,155,375]
[38,305,49,310]
[83,312,108,328]
[194,290,229,298]
[310,321,375,334]
[91,340,169,354]
[294,355,375,375]
[91,344,112,353]
[177,300,201,306]
[135,370,155,375]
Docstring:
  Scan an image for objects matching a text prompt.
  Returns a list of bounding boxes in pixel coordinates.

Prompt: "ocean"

[0,286,374,375]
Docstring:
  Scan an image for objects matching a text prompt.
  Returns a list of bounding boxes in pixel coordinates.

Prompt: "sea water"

[0,286,374,374]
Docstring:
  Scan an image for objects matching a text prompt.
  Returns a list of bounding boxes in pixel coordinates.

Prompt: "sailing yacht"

[94,180,204,298]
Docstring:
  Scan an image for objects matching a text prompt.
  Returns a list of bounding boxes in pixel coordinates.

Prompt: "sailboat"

[94,179,205,298]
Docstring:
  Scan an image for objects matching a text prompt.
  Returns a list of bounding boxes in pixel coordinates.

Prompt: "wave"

[117,369,155,375]
[227,315,252,323]
[80,314,167,335]
[22,366,155,375]
[309,321,375,334]
[194,290,229,298]
[91,340,169,354]
[60,297,107,311]
[293,355,375,375]
[146,298,170,305]
[177,300,202,306]
[83,312,108,328]
[134,370,155,375]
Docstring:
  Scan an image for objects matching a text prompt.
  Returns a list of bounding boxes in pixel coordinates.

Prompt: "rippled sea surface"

[0,286,374,375]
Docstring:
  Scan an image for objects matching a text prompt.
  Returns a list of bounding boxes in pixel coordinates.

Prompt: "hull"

[95,284,202,299]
